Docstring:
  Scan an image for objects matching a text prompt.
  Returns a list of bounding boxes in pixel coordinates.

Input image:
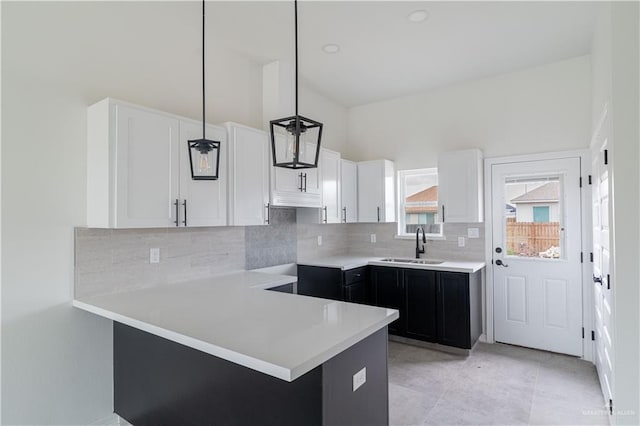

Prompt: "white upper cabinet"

[340,159,358,223]
[179,119,227,227]
[225,122,270,226]
[437,149,484,223]
[320,149,342,224]
[270,137,321,208]
[87,98,227,228]
[357,159,396,223]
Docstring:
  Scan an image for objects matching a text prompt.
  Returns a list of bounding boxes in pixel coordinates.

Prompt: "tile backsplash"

[75,210,484,298]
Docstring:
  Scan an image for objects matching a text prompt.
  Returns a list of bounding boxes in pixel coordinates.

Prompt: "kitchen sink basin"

[380,258,444,265]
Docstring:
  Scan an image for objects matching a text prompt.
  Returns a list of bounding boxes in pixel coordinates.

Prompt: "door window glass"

[504,176,562,259]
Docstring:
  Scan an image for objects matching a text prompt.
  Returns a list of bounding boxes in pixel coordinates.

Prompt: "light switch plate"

[467,228,480,238]
[458,237,466,248]
[149,248,160,264]
[353,367,366,392]
[317,236,323,246]
[370,234,376,243]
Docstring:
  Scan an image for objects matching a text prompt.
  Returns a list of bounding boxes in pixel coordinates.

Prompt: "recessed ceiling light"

[408,10,429,23]
[322,44,340,54]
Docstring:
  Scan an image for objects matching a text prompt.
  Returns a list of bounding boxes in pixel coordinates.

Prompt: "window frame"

[396,168,443,239]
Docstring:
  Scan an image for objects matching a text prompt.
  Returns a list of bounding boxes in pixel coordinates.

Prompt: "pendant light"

[188,0,221,180]
[270,0,323,169]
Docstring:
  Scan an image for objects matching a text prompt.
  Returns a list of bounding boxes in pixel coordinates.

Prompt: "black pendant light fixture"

[188,0,221,180]
[270,0,323,169]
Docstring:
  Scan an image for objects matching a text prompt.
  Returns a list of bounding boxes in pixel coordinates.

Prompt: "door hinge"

[580,252,584,263]
[582,327,585,338]
[579,177,583,188]
[607,274,611,290]
[588,175,592,185]
[591,330,595,341]
[590,252,593,263]
[604,149,608,165]
[609,398,613,415]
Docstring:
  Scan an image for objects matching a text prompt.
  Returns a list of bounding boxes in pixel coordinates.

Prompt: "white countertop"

[298,256,486,273]
[73,271,398,382]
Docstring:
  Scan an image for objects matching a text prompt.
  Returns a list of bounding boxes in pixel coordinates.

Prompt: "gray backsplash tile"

[75,209,484,298]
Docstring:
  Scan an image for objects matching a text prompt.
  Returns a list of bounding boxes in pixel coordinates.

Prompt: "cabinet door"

[404,269,437,342]
[340,160,358,223]
[227,124,269,226]
[297,265,343,301]
[115,104,180,228]
[437,149,483,223]
[437,272,471,349]
[179,120,227,227]
[344,281,368,305]
[357,161,384,223]
[271,136,321,207]
[320,149,341,224]
[371,267,404,334]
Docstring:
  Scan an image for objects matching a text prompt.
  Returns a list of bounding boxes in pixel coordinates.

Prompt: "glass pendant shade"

[270,115,322,169]
[188,138,220,180]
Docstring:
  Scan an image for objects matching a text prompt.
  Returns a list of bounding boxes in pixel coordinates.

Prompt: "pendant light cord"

[202,0,206,139]
[294,0,298,117]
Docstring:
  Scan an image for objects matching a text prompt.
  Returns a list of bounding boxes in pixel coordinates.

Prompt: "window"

[397,168,442,237]
[533,206,550,223]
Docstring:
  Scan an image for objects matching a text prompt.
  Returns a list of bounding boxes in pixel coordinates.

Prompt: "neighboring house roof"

[405,185,438,214]
[511,182,559,204]
[407,185,438,203]
[506,203,516,213]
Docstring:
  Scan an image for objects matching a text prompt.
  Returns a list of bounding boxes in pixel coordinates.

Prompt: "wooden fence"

[506,218,560,257]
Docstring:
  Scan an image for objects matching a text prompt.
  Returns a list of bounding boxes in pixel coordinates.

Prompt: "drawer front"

[344,267,368,285]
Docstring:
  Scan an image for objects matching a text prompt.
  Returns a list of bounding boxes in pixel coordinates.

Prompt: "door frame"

[483,149,594,362]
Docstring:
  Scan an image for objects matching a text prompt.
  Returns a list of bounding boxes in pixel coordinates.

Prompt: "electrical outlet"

[353,367,366,392]
[458,237,466,248]
[467,228,480,238]
[370,234,376,243]
[149,248,160,264]
[317,235,323,246]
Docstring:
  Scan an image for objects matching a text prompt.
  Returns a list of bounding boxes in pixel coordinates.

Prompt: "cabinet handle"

[265,203,270,224]
[182,200,188,227]
[323,206,328,223]
[442,205,445,223]
[173,199,179,227]
[342,207,347,223]
[377,206,380,223]
[303,173,307,192]
[298,173,304,192]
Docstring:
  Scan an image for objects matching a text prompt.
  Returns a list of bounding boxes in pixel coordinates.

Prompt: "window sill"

[395,234,446,241]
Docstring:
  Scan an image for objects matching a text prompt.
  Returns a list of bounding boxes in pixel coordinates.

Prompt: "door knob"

[495,259,508,267]
[495,247,502,253]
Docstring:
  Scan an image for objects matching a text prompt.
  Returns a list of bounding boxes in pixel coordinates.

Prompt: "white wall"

[299,85,349,154]
[347,56,591,169]
[591,3,640,424]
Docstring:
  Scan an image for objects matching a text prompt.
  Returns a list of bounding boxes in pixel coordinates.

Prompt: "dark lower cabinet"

[371,267,403,334]
[371,266,482,350]
[297,266,343,301]
[267,283,295,294]
[404,269,437,342]
[297,265,370,305]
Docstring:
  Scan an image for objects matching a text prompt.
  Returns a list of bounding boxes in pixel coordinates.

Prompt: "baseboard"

[388,335,471,356]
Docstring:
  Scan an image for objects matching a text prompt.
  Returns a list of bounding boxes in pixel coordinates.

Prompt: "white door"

[270,136,321,207]
[179,120,227,227]
[492,157,583,356]
[115,104,180,228]
[340,160,358,223]
[437,149,483,223]
[227,124,269,226]
[592,115,614,409]
[320,149,341,224]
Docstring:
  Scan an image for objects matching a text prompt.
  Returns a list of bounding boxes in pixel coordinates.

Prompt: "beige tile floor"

[389,341,610,426]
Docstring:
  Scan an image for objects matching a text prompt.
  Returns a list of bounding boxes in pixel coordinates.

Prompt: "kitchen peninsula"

[73,271,398,426]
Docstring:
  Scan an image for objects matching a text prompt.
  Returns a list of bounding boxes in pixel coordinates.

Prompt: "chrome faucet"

[416,227,426,259]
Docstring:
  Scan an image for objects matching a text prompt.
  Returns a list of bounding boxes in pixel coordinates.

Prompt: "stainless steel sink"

[380,258,444,265]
